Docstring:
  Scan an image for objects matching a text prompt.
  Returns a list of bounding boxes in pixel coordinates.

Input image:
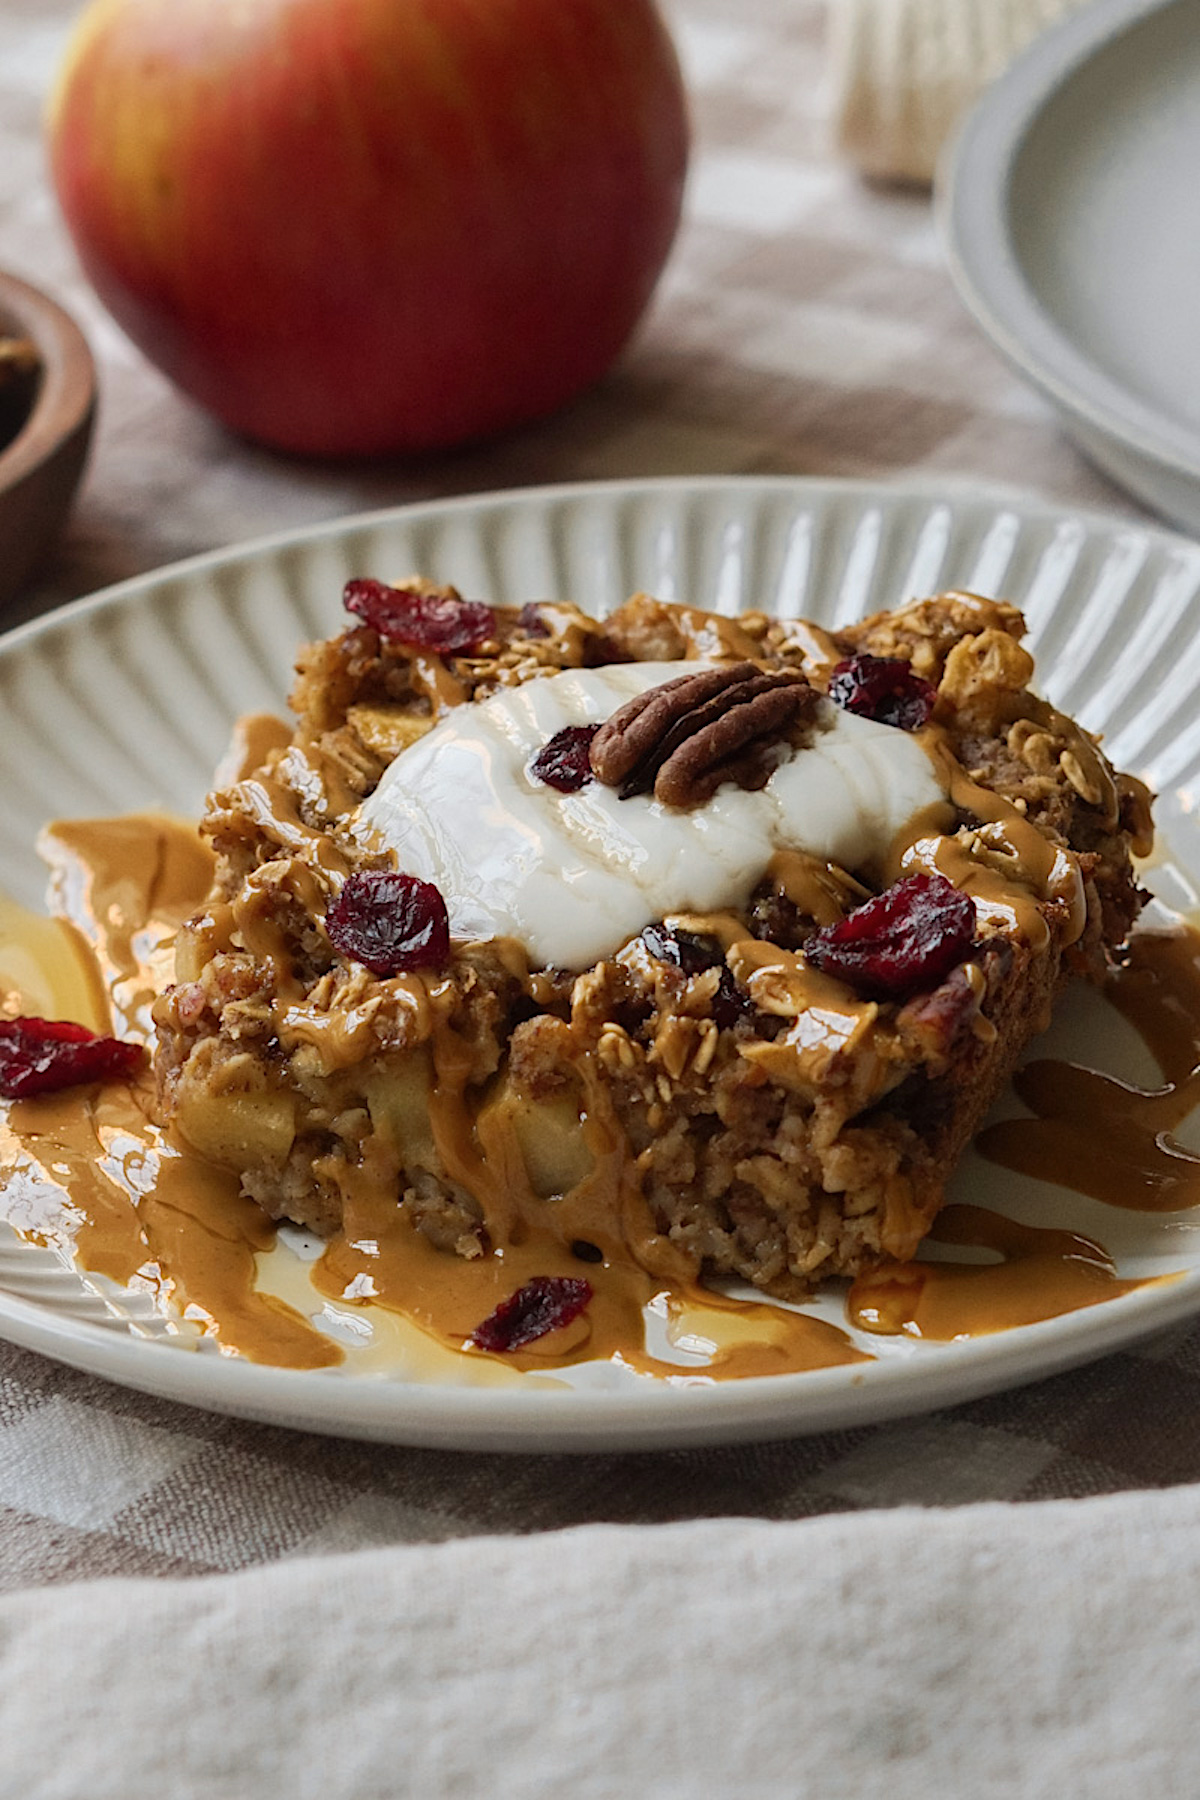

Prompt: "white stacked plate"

[941,0,1200,532]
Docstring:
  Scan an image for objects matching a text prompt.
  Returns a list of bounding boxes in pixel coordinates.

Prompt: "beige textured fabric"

[5,1494,1200,1798]
[829,0,1087,182]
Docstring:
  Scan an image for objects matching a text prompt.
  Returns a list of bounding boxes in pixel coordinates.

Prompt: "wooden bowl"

[0,270,96,607]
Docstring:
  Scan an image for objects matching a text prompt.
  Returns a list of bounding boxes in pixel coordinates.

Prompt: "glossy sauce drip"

[979,927,1200,1212]
[0,811,354,1368]
[766,850,870,927]
[38,815,215,1036]
[410,654,469,716]
[0,812,866,1380]
[210,712,293,787]
[725,936,879,1089]
[519,602,597,667]
[3,1083,341,1368]
[0,838,341,1374]
[776,618,841,674]
[311,1190,866,1381]
[0,698,1183,1375]
[671,607,770,663]
[847,1203,1149,1339]
[900,739,1087,950]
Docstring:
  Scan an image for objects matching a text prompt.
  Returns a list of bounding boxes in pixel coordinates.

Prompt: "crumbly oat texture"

[153,584,1152,1298]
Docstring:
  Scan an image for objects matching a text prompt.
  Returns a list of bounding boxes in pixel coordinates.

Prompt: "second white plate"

[942,0,1200,532]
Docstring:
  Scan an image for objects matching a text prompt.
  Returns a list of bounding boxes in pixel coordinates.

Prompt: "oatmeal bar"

[152,581,1151,1298]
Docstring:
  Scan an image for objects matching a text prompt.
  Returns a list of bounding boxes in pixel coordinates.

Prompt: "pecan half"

[590,662,816,808]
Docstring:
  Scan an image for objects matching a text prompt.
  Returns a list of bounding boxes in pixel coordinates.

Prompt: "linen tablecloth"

[2,2,1199,1791]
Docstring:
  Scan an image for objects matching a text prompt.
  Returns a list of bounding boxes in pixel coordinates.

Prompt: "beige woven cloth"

[2,0,1197,1790]
[830,0,1088,182]
[5,1492,1200,1799]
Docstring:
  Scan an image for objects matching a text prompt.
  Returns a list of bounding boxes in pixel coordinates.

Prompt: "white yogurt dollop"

[358,664,947,969]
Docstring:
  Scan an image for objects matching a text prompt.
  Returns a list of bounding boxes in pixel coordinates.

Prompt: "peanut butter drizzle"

[979,927,1200,1212]
[517,602,596,667]
[193,742,361,996]
[0,690,1175,1380]
[0,812,337,1367]
[671,606,768,663]
[135,1143,341,1369]
[1,1085,152,1282]
[847,1203,1149,1338]
[230,773,350,872]
[903,734,1087,949]
[38,814,216,1037]
[210,712,292,787]
[0,1065,339,1370]
[776,619,841,676]
[766,850,870,927]
[1,810,865,1382]
[566,1051,696,1284]
[312,1167,865,1381]
[725,937,879,1092]
[400,1014,863,1376]
[410,654,469,715]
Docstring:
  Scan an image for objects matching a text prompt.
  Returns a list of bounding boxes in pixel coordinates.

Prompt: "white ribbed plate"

[942,0,1200,532]
[4,475,1200,1452]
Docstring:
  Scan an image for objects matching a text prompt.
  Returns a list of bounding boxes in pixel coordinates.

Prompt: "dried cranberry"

[641,923,717,974]
[0,1017,144,1099]
[326,871,450,975]
[710,974,751,1031]
[517,602,550,639]
[828,654,936,731]
[529,725,600,793]
[640,925,749,1028]
[806,873,975,1001]
[343,578,495,655]
[469,1276,593,1352]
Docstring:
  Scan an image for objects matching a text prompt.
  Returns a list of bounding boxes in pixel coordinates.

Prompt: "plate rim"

[3,469,1199,1452]
[0,1269,1197,1454]
[3,466,1195,658]
[939,0,1200,486]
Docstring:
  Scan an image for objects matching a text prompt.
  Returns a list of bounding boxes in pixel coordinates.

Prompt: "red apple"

[48,0,689,456]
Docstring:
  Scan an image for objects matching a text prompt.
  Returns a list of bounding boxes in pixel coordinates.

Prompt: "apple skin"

[48,0,689,456]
